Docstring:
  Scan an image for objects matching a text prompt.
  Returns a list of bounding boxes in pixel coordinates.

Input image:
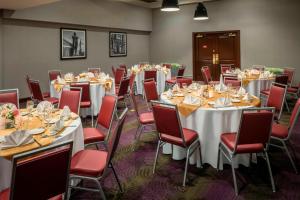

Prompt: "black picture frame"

[109,32,127,57]
[60,28,87,60]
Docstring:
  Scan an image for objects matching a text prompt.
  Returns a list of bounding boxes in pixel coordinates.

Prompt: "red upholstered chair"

[129,73,136,95]
[283,67,295,86]
[144,70,157,82]
[217,107,275,195]
[68,108,128,199]
[48,70,62,82]
[269,98,300,174]
[117,78,130,108]
[26,75,50,99]
[83,95,117,148]
[201,66,219,85]
[29,79,59,105]
[111,66,116,77]
[58,88,82,114]
[131,93,155,146]
[176,76,193,88]
[143,79,159,109]
[0,89,19,109]
[70,82,93,126]
[151,101,202,187]
[177,66,186,77]
[220,64,233,74]
[88,67,101,74]
[0,140,73,200]
[119,64,127,76]
[115,68,125,87]
[265,83,287,121]
[224,77,241,89]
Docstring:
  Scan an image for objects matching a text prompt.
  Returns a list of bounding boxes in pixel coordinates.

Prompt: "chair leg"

[110,162,123,193]
[198,142,203,167]
[183,147,191,187]
[137,126,145,143]
[264,150,276,192]
[285,99,290,112]
[134,123,141,139]
[287,140,299,172]
[282,141,298,174]
[95,180,106,200]
[91,107,94,127]
[153,140,161,174]
[217,144,221,171]
[231,156,239,195]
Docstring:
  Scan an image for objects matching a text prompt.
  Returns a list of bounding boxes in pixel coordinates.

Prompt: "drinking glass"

[26,100,34,116]
[182,83,187,90]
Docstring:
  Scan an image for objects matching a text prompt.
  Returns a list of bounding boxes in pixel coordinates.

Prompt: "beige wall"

[150,0,300,83]
[1,0,151,97]
[0,17,3,88]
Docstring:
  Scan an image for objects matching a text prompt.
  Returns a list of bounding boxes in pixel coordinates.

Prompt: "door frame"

[192,30,241,80]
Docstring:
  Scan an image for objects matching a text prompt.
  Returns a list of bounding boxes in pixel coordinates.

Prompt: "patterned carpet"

[70,95,300,200]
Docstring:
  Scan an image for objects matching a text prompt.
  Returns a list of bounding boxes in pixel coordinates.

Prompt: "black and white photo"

[109,32,127,57]
[61,28,86,60]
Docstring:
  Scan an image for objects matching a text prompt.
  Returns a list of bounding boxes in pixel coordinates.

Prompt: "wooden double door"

[193,30,240,81]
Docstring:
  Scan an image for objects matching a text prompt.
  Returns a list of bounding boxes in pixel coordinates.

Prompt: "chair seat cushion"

[271,123,289,139]
[221,132,264,154]
[43,92,50,98]
[161,128,198,147]
[287,87,298,93]
[0,188,62,200]
[260,90,270,96]
[70,150,107,177]
[208,81,220,85]
[80,101,91,108]
[166,79,176,84]
[45,97,59,104]
[83,128,105,144]
[139,112,154,124]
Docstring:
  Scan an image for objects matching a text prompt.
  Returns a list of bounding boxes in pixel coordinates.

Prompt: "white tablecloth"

[135,70,171,95]
[50,82,115,116]
[244,79,273,98]
[0,117,84,191]
[161,95,258,169]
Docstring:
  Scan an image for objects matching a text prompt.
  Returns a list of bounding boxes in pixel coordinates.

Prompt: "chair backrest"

[144,70,157,82]
[10,140,73,200]
[25,75,33,96]
[115,68,125,85]
[119,64,127,76]
[287,98,300,139]
[177,67,185,77]
[70,82,91,103]
[28,79,44,102]
[0,89,19,109]
[143,80,159,102]
[107,108,128,164]
[275,74,289,85]
[48,70,61,82]
[117,78,130,97]
[96,95,117,131]
[267,83,287,120]
[224,77,241,88]
[234,108,274,153]
[201,66,212,83]
[176,77,193,87]
[151,102,187,146]
[283,67,295,85]
[88,67,101,74]
[58,88,82,114]
[220,64,233,74]
[112,66,116,77]
[129,73,136,93]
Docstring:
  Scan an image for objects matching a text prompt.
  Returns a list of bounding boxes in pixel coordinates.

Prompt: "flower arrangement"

[0,103,19,129]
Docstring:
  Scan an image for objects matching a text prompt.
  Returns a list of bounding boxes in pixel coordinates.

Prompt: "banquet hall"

[0,0,299,199]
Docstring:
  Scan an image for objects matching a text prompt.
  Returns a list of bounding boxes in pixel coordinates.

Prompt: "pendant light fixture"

[194,3,209,20]
[161,0,180,12]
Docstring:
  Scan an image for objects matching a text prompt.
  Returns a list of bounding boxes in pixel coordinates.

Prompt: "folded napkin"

[87,72,95,78]
[166,89,173,98]
[0,130,34,150]
[183,95,200,105]
[64,73,74,80]
[37,101,53,114]
[215,83,227,92]
[242,93,253,101]
[57,76,66,84]
[172,84,180,92]
[237,87,246,96]
[61,106,71,120]
[214,97,232,108]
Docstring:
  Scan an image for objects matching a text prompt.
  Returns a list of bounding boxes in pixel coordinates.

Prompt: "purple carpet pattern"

[70,95,300,200]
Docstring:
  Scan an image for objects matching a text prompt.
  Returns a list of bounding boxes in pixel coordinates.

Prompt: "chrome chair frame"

[0,88,19,109]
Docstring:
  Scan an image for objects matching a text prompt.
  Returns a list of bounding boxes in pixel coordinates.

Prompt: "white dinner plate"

[231,99,241,103]
[27,128,45,135]
[208,101,215,105]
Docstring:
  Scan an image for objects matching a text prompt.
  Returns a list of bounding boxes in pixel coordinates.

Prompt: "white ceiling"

[0,0,61,10]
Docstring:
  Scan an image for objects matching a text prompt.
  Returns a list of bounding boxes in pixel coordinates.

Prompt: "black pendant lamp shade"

[161,0,180,12]
[194,3,209,20]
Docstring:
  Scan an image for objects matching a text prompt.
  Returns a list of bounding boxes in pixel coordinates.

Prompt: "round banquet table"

[50,81,115,116]
[244,78,274,98]
[134,70,171,95]
[0,116,84,191]
[160,92,261,169]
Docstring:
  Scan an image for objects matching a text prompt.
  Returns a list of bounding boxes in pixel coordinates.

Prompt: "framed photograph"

[109,32,127,57]
[60,28,87,60]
